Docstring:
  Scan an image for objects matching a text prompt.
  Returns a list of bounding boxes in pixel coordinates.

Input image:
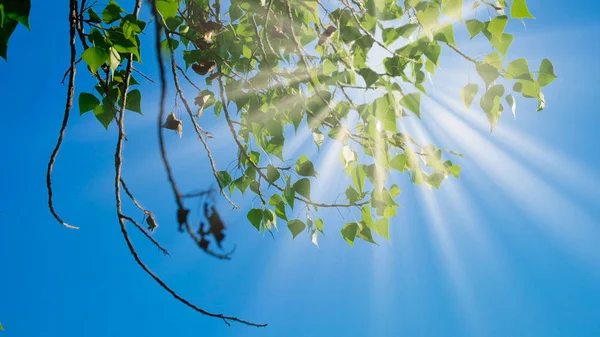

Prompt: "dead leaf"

[192,60,215,76]
[144,210,158,232]
[318,25,337,46]
[162,112,183,137]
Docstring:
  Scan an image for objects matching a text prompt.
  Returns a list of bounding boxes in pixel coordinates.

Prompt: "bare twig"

[132,67,156,83]
[166,39,239,210]
[120,214,170,255]
[150,0,266,326]
[47,0,79,230]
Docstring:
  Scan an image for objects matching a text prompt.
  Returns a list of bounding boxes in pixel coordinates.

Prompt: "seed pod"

[162,112,183,137]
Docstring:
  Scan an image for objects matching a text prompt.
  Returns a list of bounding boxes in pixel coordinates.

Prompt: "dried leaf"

[162,112,183,137]
[177,208,190,232]
[318,25,337,46]
[144,210,158,232]
[272,26,287,39]
[191,60,215,76]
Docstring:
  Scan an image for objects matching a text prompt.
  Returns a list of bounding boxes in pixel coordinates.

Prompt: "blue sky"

[1,1,600,336]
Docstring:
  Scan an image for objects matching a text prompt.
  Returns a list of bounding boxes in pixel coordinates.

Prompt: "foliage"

[2,0,555,327]
[0,0,31,60]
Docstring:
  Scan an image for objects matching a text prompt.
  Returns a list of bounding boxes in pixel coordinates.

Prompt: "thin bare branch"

[47,0,79,230]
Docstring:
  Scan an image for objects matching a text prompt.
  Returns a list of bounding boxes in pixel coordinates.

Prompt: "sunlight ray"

[434,89,600,203]
[399,102,483,335]
[429,103,600,269]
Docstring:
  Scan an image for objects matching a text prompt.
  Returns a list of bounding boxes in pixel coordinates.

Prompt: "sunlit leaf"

[287,219,306,238]
[510,0,535,19]
[460,83,478,110]
[341,222,359,246]
[537,59,556,87]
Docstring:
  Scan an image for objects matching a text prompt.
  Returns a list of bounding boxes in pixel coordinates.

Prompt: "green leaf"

[442,0,463,21]
[382,23,418,46]
[263,209,277,230]
[102,0,123,24]
[390,154,406,172]
[108,46,121,71]
[358,68,380,88]
[346,186,361,204]
[352,164,367,193]
[296,155,317,177]
[341,223,359,246]
[537,59,556,87]
[487,15,508,37]
[293,178,311,200]
[374,96,398,132]
[399,93,421,118]
[490,33,513,57]
[125,89,142,114]
[87,8,101,23]
[312,129,324,149]
[466,19,485,39]
[423,43,441,66]
[269,195,287,220]
[266,165,280,184]
[510,0,535,19]
[156,0,179,18]
[460,83,478,110]
[484,52,503,70]
[505,58,533,81]
[448,165,461,178]
[390,184,401,198]
[434,23,455,45]
[265,136,284,160]
[247,208,263,230]
[356,225,378,244]
[0,19,18,60]
[287,219,306,239]
[82,46,109,75]
[217,171,232,188]
[315,218,324,233]
[426,171,445,189]
[283,179,295,208]
[3,0,31,29]
[476,63,500,88]
[79,93,100,115]
[480,84,505,132]
[93,99,115,129]
[506,94,516,119]
[372,218,390,240]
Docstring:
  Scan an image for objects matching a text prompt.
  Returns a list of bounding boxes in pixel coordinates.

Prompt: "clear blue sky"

[1,1,600,336]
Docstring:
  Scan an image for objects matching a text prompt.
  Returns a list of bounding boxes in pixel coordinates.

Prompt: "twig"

[132,67,155,83]
[176,64,202,91]
[47,0,79,230]
[120,214,170,255]
[167,39,240,210]
[150,1,266,326]
[61,58,82,84]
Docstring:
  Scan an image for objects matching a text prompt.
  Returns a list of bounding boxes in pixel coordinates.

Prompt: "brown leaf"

[144,211,158,232]
[271,26,287,39]
[191,60,215,76]
[318,25,337,46]
[162,112,183,137]
[177,208,190,232]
